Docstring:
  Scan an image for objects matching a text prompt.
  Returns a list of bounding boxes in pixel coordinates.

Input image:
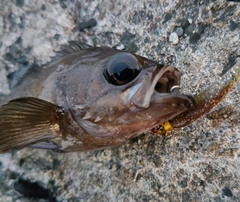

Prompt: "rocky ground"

[0,0,239,201]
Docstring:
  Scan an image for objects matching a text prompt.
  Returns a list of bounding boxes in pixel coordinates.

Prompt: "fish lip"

[151,93,195,109]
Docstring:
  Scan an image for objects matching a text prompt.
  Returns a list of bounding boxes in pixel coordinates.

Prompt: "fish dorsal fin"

[54,41,93,59]
[0,97,64,153]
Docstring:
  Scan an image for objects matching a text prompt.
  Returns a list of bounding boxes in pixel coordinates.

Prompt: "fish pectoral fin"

[0,97,63,153]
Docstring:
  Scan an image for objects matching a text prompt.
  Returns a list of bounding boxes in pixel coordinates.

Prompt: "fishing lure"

[152,61,240,135]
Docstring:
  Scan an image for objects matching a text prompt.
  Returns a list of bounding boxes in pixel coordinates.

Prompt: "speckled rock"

[0,0,239,201]
[169,32,179,44]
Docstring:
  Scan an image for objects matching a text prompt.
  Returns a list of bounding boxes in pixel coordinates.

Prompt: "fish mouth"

[126,65,194,110]
[151,65,194,108]
[154,65,181,94]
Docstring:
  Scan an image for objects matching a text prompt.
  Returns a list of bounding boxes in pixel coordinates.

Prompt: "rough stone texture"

[0,0,239,201]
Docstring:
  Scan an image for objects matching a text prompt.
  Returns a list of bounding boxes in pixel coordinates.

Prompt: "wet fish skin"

[0,41,194,153]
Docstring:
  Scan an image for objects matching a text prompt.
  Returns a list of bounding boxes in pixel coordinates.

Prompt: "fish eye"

[105,52,143,85]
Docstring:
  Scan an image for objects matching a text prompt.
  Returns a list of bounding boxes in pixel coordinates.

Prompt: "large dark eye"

[105,52,143,85]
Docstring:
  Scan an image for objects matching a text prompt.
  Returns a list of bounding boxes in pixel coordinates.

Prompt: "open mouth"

[124,64,194,109]
[150,65,194,109]
[154,65,181,94]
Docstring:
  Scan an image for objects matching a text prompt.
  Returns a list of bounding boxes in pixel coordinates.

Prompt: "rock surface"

[0,0,239,201]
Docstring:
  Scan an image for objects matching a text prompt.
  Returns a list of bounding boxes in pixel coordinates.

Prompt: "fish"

[0,41,195,153]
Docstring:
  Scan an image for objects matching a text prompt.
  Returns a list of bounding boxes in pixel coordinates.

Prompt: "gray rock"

[169,32,179,44]
[0,0,239,201]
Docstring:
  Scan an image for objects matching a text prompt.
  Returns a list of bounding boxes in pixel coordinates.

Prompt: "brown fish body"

[0,41,194,153]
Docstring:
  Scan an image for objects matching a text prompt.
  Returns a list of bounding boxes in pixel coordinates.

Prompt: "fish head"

[64,48,194,142]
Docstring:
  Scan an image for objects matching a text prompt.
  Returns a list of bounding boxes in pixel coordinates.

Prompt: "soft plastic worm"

[153,61,240,135]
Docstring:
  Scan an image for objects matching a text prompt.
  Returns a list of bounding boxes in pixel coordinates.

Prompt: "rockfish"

[0,41,194,153]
